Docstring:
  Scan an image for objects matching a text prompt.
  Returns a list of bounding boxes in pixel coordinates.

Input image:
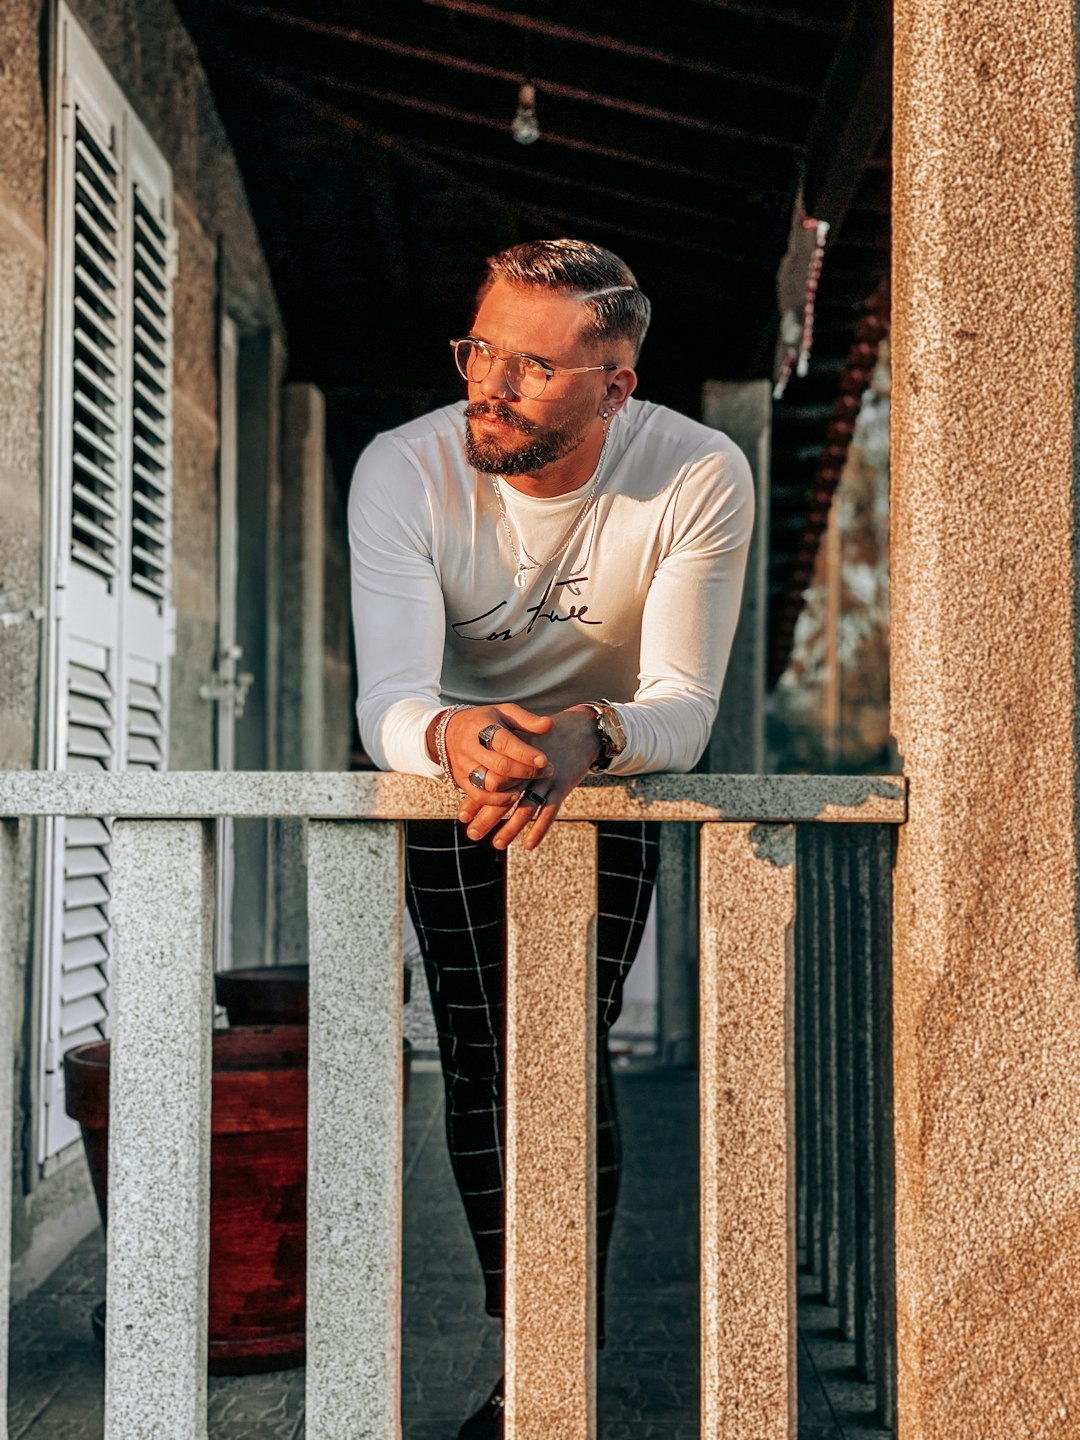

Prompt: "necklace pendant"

[513,566,529,590]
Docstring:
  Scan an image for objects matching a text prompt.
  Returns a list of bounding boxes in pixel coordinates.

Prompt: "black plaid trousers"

[405,818,661,1344]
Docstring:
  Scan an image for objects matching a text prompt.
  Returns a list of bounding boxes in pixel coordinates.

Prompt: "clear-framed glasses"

[450,337,616,400]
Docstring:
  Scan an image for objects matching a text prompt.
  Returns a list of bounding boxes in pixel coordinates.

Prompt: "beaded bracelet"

[434,704,469,785]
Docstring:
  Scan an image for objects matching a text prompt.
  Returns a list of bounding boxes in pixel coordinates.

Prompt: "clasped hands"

[444,703,600,851]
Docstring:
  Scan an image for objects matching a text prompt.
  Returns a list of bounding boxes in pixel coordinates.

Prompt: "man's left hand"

[458,706,600,851]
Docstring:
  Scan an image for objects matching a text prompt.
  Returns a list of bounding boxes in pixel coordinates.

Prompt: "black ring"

[522,787,548,808]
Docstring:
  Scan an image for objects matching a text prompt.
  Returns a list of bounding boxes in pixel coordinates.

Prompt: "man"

[349,239,753,1437]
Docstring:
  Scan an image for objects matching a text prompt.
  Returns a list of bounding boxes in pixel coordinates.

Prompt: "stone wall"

[0,0,285,1282]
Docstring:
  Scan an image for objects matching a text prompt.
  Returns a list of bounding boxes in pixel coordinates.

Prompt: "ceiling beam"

[420,0,826,97]
[238,70,764,276]
[217,0,806,141]
[240,58,797,185]
[408,139,752,227]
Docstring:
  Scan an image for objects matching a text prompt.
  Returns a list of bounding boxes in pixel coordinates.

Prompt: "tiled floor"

[7,1064,889,1438]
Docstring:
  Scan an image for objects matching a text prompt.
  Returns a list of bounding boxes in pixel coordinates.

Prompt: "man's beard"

[463,401,588,476]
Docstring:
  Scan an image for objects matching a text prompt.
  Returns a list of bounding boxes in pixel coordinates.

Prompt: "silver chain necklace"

[491,425,611,591]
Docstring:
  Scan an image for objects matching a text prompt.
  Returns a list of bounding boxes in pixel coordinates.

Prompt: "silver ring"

[522,787,548,808]
[468,767,487,790]
[478,723,500,750]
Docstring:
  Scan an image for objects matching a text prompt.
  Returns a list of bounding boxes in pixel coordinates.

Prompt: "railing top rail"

[0,770,906,823]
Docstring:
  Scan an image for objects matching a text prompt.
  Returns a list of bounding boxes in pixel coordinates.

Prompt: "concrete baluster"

[834,828,857,1342]
[504,825,598,1440]
[305,820,403,1440]
[850,828,877,1382]
[816,826,840,1308]
[799,826,824,1284]
[699,822,796,1440]
[869,827,896,1428]
[0,819,17,1440]
[105,819,215,1440]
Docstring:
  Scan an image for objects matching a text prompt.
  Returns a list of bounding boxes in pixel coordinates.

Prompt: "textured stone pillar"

[699,823,795,1440]
[275,383,328,966]
[892,3,1080,1434]
[279,381,327,774]
[305,821,403,1440]
[700,380,770,775]
[105,820,215,1440]
[0,820,16,1440]
[504,826,598,1440]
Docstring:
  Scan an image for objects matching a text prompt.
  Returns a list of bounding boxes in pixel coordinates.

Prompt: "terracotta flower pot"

[65,1025,309,1374]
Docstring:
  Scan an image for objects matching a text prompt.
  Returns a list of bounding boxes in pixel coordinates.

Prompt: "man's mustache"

[464,401,538,435]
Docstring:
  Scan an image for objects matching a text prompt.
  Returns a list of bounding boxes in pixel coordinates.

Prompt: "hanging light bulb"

[512,82,540,145]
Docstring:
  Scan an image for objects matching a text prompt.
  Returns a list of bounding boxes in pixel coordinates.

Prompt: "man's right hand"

[432,704,555,808]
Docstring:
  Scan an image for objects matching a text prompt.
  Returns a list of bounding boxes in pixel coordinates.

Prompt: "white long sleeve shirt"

[348,397,754,778]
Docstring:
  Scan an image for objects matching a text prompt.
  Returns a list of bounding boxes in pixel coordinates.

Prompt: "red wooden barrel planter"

[65,1025,309,1374]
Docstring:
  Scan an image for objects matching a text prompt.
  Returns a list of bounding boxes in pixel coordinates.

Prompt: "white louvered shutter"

[121,138,174,779]
[41,7,174,1159]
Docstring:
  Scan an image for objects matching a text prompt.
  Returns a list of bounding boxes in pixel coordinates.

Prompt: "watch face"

[598,705,626,757]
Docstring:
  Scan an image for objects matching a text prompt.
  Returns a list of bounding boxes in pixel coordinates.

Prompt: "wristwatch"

[583,700,627,771]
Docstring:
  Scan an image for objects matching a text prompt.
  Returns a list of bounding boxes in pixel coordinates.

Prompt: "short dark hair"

[477,238,652,362]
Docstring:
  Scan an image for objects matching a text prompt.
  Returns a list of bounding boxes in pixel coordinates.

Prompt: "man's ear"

[603,365,637,415]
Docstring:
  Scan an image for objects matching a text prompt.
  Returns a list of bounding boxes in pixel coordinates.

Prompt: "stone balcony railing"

[0,771,905,1440]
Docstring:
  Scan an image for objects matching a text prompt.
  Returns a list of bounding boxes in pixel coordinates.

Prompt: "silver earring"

[602,409,610,420]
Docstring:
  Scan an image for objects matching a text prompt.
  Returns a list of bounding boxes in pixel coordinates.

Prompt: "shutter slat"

[134,322,167,367]
[129,679,162,711]
[133,373,165,406]
[132,487,167,523]
[59,993,108,1037]
[126,735,161,765]
[61,964,111,1004]
[73,325,120,382]
[69,542,115,579]
[67,752,109,772]
[67,816,111,847]
[74,352,120,407]
[69,692,111,727]
[132,551,166,580]
[73,418,119,465]
[71,508,116,552]
[64,874,109,909]
[131,573,166,599]
[128,708,163,738]
[73,200,119,263]
[73,177,119,242]
[74,233,115,294]
[74,135,120,205]
[133,355,165,397]
[73,261,119,320]
[68,662,112,700]
[133,451,166,486]
[62,932,109,969]
[67,722,112,760]
[134,204,167,251]
[65,846,110,880]
[62,904,110,943]
[133,291,167,337]
[133,399,167,440]
[133,241,167,290]
[72,448,119,495]
[132,516,165,546]
[71,480,119,523]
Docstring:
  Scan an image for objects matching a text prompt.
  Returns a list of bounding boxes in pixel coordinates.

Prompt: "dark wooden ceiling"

[173,0,891,682]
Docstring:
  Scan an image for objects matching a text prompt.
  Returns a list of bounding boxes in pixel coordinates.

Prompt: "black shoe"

[457,1376,504,1439]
